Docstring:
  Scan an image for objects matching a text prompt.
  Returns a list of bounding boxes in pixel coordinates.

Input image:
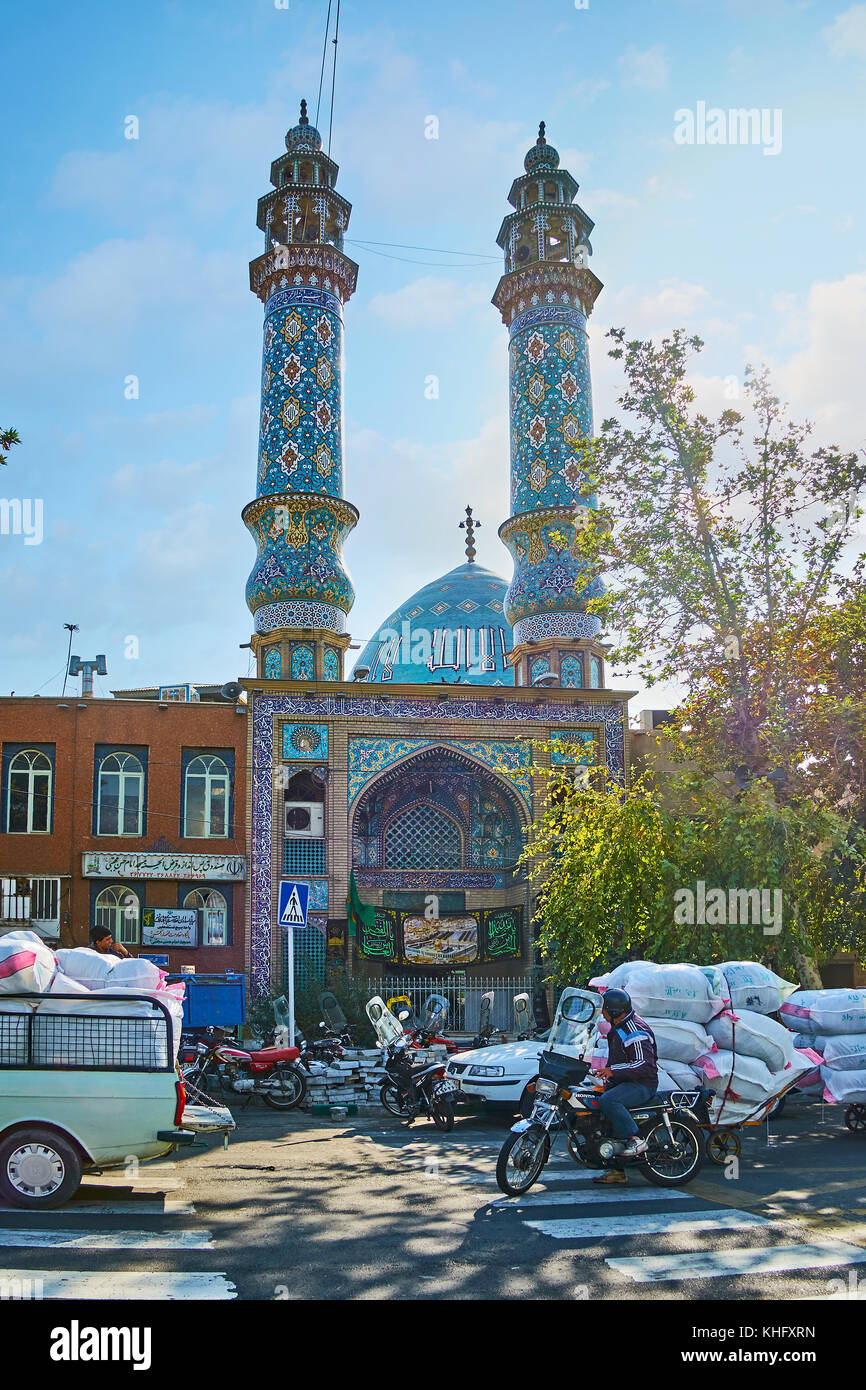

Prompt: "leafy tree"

[0,427,20,466]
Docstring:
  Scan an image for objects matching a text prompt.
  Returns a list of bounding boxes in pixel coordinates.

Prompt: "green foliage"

[0,427,20,466]
[248,957,380,1046]
[522,762,866,984]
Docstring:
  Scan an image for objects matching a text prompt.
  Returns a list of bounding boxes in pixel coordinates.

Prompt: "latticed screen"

[286,924,326,989]
[383,804,462,869]
[283,840,326,875]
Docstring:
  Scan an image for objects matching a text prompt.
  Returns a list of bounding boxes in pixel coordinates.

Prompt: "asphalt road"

[2,1091,866,1302]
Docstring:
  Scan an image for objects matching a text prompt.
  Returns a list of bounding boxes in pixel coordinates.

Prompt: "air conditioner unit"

[284,801,324,838]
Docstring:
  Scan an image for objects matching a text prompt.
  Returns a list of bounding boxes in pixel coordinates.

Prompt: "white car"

[445,987,602,1112]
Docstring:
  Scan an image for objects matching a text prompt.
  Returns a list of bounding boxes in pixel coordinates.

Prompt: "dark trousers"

[598,1081,655,1139]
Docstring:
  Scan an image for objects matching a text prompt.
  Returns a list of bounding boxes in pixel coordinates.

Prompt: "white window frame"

[183,755,230,839]
[97,751,144,837]
[94,883,140,945]
[183,887,228,946]
[6,749,52,834]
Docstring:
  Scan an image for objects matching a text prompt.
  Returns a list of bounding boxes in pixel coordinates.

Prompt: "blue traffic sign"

[278,880,309,928]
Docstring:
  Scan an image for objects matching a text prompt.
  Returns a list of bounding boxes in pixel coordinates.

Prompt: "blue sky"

[2,0,865,710]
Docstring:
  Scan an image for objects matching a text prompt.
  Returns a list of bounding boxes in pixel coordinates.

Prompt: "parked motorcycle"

[182,1025,307,1110]
[495,989,705,1196]
[366,996,459,1131]
[469,990,496,1049]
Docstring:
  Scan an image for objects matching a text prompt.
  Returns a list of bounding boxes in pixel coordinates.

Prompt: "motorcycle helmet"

[601,988,632,1018]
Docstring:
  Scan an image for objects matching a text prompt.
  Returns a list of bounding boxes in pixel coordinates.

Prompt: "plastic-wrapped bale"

[645,1017,715,1064]
[708,1009,801,1073]
[704,1050,776,1103]
[821,1034,866,1072]
[659,1058,705,1090]
[822,1068,866,1104]
[625,964,723,1024]
[54,948,118,991]
[781,989,866,1037]
[589,960,658,990]
[110,957,165,991]
[32,992,183,1068]
[0,999,35,1065]
[713,962,797,1015]
[794,1033,824,1054]
[0,938,57,994]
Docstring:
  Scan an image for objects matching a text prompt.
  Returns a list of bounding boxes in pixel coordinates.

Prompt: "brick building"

[0,688,247,975]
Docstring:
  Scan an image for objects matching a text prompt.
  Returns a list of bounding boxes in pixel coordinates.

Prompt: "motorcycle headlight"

[468,1065,505,1077]
[535,1078,557,1097]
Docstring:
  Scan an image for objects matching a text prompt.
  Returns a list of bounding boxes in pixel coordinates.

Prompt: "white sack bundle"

[716,961,797,1015]
[822,1034,866,1072]
[0,998,35,1065]
[109,957,163,991]
[48,972,91,995]
[589,960,657,990]
[0,937,57,994]
[781,989,866,1036]
[54,947,117,990]
[707,1009,799,1073]
[704,1049,775,1102]
[660,1058,704,1090]
[626,963,723,1024]
[821,1067,866,1105]
[645,1017,715,1064]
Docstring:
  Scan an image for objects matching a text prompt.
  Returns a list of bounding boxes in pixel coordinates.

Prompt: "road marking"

[608,1240,866,1283]
[0,1269,236,1299]
[0,1200,194,1216]
[0,1228,212,1250]
[524,1209,766,1240]
[493,1186,695,1207]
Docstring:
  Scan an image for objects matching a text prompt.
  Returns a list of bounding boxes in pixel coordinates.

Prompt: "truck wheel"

[0,1127,82,1209]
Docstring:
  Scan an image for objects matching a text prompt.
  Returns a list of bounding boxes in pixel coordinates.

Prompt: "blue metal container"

[170,973,246,1028]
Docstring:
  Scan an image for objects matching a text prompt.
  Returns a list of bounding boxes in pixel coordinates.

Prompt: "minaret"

[494,123,608,691]
[243,100,359,682]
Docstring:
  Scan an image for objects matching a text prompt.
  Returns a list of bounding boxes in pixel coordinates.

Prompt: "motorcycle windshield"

[513,992,532,1035]
[423,993,449,1033]
[320,990,348,1032]
[476,991,493,1036]
[549,987,602,1057]
[365,996,405,1047]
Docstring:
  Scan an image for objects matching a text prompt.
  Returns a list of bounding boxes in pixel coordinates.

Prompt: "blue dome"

[353,562,514,685]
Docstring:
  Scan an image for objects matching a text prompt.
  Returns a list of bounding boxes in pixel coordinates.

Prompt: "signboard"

[141,908,198,947]
[402,914,479,966]
[139,953,169,968]
[278,880,309,928]
[357,906,523,967]
[82,851,245,881]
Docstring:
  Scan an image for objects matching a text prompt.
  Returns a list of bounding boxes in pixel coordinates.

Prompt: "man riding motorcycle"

[592,987,658,1186]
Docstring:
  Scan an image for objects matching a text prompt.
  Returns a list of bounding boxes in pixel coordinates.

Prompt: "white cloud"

[637,280,710,321]
[824,4,866,59]
[774,271,866,449]
[366,276,488,330]
[617,44,670,92]
[570,78,611,106]
[584,188,640,216]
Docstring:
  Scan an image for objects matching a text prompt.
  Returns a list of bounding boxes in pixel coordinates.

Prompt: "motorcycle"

[468,990,496,1049]
[182,1025,308,1110]
[366,996,460,1131]
[495,988,706,1196]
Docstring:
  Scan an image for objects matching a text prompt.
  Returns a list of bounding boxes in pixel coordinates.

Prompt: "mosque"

[241,103,635,1001]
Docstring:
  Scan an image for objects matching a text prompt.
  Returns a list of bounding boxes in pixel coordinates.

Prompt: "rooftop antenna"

[61,623,79,697]
[459,505,481,563]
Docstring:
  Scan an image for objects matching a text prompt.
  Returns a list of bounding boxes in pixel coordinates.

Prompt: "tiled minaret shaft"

[243,101,359,682]
[494,124,608,691]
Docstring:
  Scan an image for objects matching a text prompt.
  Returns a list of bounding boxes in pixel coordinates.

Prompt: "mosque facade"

[242,108,634,998]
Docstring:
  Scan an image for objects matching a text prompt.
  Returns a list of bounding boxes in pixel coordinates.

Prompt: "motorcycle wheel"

[380,1083,412,1118]
[640,1115,703,1186]
[432,1097,455,1132]
[263,1063,307,1110]
[496,1125,550,1197]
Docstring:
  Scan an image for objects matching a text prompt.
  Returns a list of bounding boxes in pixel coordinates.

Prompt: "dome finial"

[299,97,309,125]
[537,120,546,145]
[459,504,482,563]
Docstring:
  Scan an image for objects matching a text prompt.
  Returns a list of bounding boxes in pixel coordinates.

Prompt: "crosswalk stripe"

[524,1210,766,1240]
[493,1187,694,1207]
[608,1241,866,1283]
[0,1228,213,1250]
[0,1269,236,1299]
[0,1201,194,1216]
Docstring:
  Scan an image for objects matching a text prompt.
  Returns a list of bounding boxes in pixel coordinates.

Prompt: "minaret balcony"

[249,243,359,304]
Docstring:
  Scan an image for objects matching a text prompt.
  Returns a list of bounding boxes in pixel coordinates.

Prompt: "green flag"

[346,870,375,942]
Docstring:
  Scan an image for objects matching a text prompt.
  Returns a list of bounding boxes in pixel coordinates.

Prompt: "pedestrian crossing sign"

[278,880,309,928]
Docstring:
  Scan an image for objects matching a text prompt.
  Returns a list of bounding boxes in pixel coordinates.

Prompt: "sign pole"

[287,925,295,1047]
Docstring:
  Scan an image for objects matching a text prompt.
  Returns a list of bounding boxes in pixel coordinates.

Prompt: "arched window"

[7,749,52,833]
[263,646,282,679]
[530,655,551,683]
[323,648,339,681]
[184,888,227,946]
[560,654,583,689]
[383,804,462,870]
[95,884,139,945]
[97,752,144,836]
[291,645,315,680]
[184,755,230,839]
[590,656,603,689]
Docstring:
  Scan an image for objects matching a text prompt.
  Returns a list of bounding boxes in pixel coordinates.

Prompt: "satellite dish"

[221,681,243,702]
[532,671,559,688]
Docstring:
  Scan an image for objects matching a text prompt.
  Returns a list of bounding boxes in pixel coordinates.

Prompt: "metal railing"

[0,994,175,1071]
[381,975,532,1033]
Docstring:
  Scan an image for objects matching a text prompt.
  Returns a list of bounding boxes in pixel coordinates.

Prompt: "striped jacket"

[605,1011,658,1090]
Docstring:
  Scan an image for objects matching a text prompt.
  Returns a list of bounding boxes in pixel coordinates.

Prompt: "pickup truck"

[0,991,234,1209]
